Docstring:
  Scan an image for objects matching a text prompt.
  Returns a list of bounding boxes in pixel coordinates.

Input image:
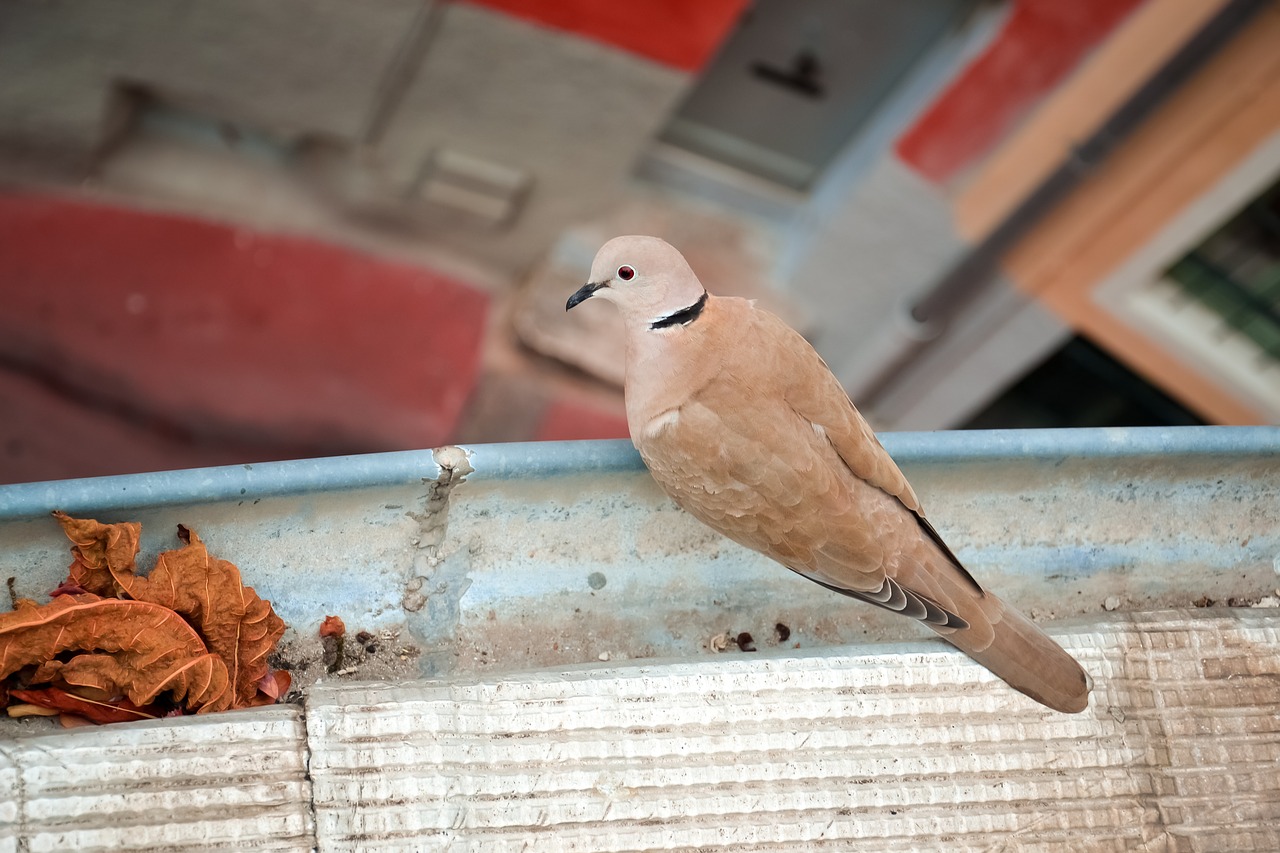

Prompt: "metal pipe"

[3,426,1278,520]
[855,0,1269,406]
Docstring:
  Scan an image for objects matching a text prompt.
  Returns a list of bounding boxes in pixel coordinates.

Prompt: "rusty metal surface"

[0,428,1277,679]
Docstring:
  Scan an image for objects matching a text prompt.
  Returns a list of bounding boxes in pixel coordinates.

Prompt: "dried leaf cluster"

[1,512,289,726]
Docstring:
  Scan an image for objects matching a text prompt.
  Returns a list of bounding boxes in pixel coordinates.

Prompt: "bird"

[566,235,1090,713]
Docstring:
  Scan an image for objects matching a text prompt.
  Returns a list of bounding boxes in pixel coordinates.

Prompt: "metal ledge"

[1,427,1277,676]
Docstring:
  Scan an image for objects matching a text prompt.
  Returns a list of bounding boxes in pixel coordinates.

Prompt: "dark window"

[962,336,1204,429]
[1164,177,1280,363]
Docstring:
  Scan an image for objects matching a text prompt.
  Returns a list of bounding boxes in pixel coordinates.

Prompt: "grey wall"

[0,1,686,273]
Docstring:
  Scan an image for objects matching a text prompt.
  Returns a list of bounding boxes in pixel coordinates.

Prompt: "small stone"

[598,652,611,662]
[1102,596,1121,612]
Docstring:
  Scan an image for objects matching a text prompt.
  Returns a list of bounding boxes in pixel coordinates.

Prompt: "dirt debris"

[1191,592,1280,609]
[273,626,422,700]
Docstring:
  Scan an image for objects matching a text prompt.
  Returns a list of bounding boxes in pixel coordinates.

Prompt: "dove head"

[566,236,707,331]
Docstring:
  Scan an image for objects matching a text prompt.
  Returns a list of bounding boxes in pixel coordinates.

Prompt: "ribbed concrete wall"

[2,610,1278,850]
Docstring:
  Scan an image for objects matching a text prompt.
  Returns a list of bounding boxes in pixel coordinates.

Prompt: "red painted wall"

[464,0,748,71]
[0,192,488,480]
[896,0,1145,185]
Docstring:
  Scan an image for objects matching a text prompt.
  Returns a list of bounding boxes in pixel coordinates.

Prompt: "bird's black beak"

[566,281,605,311]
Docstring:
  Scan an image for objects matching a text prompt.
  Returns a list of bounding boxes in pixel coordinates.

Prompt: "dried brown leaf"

[49,515,286,709]
[248,669,292,706]
[10,687,159,725]
[0,593,232,712]
[7,514,287,718]
[117,527,285,706]
[49,578,89,598]
[52,510,141,596]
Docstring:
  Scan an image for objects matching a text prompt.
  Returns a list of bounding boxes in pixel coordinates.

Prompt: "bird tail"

[939,594,1091,713]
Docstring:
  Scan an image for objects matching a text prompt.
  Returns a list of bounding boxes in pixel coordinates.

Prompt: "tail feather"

[939,595,1091,713]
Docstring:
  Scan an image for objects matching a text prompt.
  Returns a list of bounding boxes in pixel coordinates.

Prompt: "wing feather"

[763,309,986,596]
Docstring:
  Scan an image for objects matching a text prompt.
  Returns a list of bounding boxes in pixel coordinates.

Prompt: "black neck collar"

[650,292,707,330]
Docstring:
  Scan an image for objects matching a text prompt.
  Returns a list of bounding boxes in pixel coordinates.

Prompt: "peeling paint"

[401,446,474,613]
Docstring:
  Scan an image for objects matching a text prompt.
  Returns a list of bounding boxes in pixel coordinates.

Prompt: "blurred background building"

[1,0,1277,484]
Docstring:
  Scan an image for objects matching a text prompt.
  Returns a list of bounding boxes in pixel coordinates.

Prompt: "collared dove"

[566,235,1090,713]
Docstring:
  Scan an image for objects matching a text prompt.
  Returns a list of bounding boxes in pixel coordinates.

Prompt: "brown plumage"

[566,235,1090,713]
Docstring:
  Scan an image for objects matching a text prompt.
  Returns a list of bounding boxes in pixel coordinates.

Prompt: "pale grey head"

[566,236,708,330]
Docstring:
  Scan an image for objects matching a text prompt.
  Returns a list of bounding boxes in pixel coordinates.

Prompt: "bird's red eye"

[617,265,636,282]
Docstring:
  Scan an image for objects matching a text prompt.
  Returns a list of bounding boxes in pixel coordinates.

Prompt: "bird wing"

[754,307,1088,711]
[771,323,921,512]
[755,307,986,597]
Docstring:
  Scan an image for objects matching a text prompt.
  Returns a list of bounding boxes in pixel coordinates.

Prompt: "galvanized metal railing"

[1,426,1276,677]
